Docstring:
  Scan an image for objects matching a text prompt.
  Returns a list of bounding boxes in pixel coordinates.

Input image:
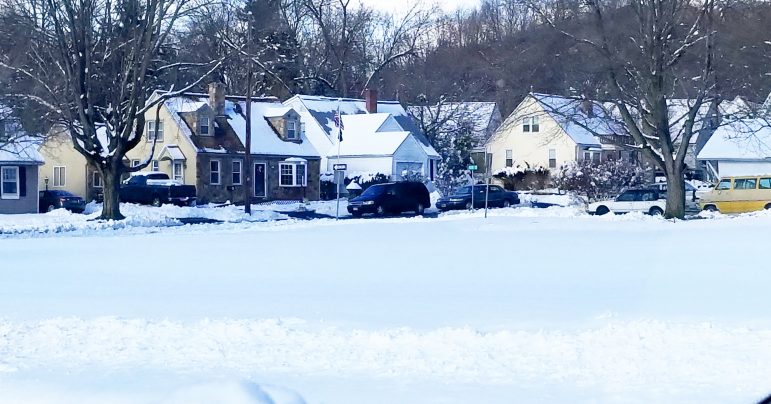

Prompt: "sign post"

[468,164,478,211]
[334,163,347,220]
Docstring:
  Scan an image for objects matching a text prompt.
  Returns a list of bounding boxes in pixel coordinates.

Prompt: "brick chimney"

[364,88,378,114]
[208,82,226,117]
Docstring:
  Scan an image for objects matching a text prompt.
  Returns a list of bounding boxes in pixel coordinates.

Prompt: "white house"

[697,119,771,179]
[283,90,440,181]
[407,102,503,148]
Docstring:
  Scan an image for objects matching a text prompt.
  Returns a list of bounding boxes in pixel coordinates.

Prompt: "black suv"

[347,182,430,217]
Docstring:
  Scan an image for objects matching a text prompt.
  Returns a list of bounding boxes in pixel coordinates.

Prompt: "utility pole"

[244,9,253,215]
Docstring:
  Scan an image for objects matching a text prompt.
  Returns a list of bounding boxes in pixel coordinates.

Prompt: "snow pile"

[0,203,287,236]
[518,191,584,207]
[162,380,305,404]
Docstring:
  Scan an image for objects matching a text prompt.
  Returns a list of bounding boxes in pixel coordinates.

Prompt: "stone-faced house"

[39,83,321,204]
[283,90,440,181]
[125,84,321,204]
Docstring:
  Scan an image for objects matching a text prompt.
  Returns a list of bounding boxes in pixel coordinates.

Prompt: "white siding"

[717,161,771,177]
[393,136,431,178]
[328,156,393,174]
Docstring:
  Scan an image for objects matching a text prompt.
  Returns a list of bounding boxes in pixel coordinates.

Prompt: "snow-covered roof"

[407,102,499,144]
[264,106,292,118]
[0,137,45,164]
[531,93,621,146]
[159,144,186,161]
[226,100,319,158]
[697,119,771,160]
[289,95,431,147]
[330,114,411,157]
[162,94,319,158]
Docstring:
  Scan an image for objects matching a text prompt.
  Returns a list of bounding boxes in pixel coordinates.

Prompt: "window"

[592,152,600,164]
[716,179,732,190]
[146,120,164,142]
[548,149,556,168]
[200,117,210,136]
[429,159,435,181]
[505,149,513,167]
[734,178,757,190]
[210,160,221,185]
[131,160,140,168]
[279,163,306,187]
[1,166,19,199]
[616,191,637,202]
[584,151,591,161]
[92,171,102,188]
[232,160,242,185]
[523,116,540,132]
[152,160,159,172]
[760,178,771,189]
[53,166,66,187]
[173,162,184,182]
[286,121,297,139]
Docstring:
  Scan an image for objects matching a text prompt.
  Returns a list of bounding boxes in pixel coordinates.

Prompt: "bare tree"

[532,0,719,218]
[0,0,224,220]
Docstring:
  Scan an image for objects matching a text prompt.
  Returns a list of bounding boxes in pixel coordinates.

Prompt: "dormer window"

[200,117,210,136]
[287,120,297,140]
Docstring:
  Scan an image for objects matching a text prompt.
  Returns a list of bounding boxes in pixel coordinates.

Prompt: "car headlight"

[362,201,375,205]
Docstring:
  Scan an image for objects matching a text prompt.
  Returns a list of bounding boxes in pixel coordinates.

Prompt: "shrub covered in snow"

[553,159,646,201]
[493,165,551,190]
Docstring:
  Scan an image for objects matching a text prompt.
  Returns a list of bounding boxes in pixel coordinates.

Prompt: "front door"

[254,163,266,198]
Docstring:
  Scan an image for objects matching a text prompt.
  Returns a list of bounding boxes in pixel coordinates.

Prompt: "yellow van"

[700,176,771,213]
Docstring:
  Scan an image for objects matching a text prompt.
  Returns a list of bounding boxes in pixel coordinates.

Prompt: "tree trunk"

[100,166,125,221]
[664,168,686,219]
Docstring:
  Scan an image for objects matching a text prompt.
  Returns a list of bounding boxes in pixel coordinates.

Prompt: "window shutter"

[19,166,26,197]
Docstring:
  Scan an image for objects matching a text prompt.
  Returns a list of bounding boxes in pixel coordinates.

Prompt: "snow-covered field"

[2,206,771,403]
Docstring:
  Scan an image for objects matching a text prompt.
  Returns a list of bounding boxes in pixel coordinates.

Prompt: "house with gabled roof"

[697,119,771,179]
[407,102,502,148]
[39,83,321,204]
[0,108,45,213]
[284,90,440,181]
[486,93,632,174]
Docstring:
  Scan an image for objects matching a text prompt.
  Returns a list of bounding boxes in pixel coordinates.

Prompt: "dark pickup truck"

[119,172,197,207]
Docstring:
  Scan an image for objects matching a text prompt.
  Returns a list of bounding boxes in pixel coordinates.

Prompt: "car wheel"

[595,206,610,216]
[465,201,473,210]
[151,196,161,207]
[704,204,718,212]
[502,199,511,208]
[649,206,664,216]
[415,203,425,216]
[376,205,386,216]
[47,204,56,212]
[352,211,363,218]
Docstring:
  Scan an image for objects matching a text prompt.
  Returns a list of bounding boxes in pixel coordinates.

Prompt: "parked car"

[39,190,86,213]
[436,185,519,211]
[347,182,430,217]
[700,176,771,213]
[119,172,197,207]
[646,181,700,201]
[587,188,665,215]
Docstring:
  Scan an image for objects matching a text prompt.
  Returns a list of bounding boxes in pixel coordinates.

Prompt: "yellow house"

[486,93,632,174]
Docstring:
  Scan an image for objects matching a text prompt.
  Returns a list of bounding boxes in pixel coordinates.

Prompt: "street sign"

[333,163,348,171]
[468,164,478,171]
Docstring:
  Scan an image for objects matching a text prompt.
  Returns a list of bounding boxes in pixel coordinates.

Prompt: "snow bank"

[162,380,305,404]
[0,203,287,236]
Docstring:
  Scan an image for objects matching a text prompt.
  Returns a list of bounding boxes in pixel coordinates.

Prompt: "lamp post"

[44,176,49,191]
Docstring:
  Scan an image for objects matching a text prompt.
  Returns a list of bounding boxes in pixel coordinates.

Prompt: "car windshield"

[360,185,388,198]
[52,191,75,197]
[454,186,472,195]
